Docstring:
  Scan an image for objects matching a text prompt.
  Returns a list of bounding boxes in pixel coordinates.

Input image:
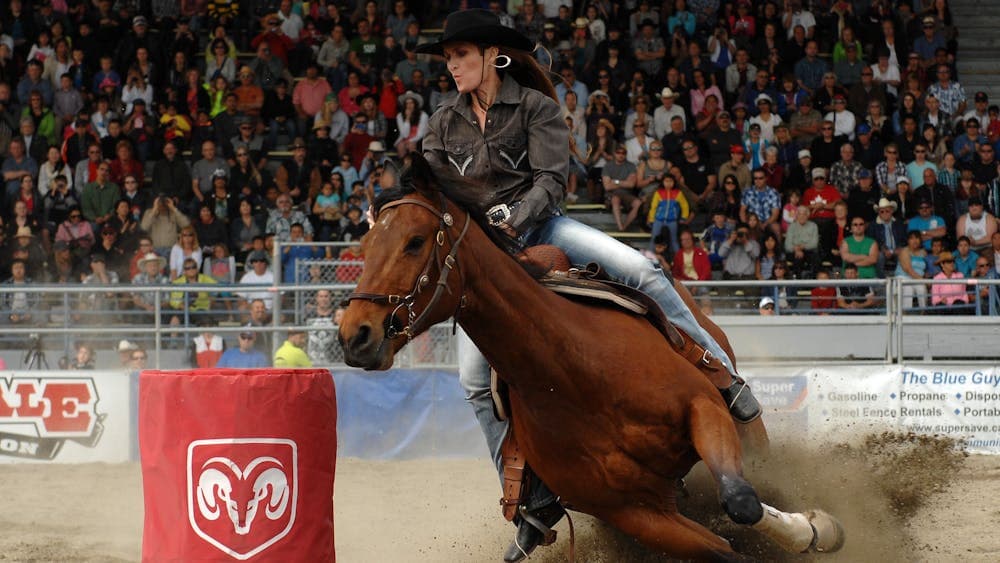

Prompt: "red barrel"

[139,369,337,562]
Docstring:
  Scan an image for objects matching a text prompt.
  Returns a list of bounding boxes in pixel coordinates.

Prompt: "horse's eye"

[404,236,425,254]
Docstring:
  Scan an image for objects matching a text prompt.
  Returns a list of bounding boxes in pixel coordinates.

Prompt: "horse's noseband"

[345,196,470,341]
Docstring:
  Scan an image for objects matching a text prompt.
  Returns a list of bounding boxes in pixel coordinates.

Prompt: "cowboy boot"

[720,376,762,423]
[502,501,565,562]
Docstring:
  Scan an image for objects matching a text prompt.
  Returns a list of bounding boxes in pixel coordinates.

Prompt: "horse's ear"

[405,153,438,197]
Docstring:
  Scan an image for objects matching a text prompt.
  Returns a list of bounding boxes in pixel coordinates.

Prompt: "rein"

[345,196,471,341]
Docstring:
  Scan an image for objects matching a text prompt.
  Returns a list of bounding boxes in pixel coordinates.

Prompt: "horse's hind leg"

[688,395,845,554]
[605,507,744,562]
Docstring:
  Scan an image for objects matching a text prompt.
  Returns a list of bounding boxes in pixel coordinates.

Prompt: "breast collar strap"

[345,195,471,341]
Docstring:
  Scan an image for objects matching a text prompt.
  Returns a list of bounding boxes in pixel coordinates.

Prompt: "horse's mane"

[373,159,549,279]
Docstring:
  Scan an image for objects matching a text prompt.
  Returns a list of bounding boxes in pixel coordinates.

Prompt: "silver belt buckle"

[486,203,513,227]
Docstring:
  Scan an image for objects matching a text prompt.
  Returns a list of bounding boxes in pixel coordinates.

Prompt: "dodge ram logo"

[187,438,298,560]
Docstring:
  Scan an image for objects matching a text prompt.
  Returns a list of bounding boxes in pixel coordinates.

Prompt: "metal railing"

[0,274,996,368]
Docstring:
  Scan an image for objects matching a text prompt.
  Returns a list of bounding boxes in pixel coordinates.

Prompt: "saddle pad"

[540,276,648,316]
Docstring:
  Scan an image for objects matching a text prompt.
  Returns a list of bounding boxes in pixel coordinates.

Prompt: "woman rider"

[417,11,761,562]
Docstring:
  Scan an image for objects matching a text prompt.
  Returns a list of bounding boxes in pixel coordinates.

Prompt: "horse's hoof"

[806,510,845,553]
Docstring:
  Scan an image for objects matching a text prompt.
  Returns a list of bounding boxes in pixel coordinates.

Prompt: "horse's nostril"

[353,324,371,350]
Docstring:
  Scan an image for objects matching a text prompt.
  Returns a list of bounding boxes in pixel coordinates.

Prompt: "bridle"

[345,195,471,341]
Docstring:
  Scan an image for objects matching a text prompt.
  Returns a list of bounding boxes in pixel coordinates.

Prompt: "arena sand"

[0,438,996,562]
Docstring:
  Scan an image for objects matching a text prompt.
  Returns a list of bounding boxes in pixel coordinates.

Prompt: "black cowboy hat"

[415,9,533,56]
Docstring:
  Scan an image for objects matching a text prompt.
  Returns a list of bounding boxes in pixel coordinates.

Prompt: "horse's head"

[338,155,472,369]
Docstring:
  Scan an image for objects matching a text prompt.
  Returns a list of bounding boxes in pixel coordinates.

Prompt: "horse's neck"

[457,230,567,379]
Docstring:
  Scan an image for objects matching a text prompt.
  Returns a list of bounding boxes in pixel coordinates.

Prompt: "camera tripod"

[23,335,49,370]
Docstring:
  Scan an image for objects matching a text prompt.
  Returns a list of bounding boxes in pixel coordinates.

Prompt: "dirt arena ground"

[0,446,997,562]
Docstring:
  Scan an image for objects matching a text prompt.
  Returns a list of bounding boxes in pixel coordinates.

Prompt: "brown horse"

[338,158,844,561]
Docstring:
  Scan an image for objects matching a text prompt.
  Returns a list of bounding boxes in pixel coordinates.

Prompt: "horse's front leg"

[687,394,845,554]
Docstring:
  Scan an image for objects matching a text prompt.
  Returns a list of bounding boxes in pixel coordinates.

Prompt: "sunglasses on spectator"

[70,213,82,219]
[852,222,865,227]
[184,265,198,270]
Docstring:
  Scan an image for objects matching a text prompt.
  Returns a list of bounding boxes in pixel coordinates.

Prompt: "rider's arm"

[506,94,570,234]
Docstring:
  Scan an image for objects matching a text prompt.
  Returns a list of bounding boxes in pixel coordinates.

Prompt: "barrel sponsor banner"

[139,369,336,562]
[0,370,130,463]
[744,365,1000,453]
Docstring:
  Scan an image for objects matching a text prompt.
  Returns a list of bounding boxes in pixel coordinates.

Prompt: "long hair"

[497,47,559,104]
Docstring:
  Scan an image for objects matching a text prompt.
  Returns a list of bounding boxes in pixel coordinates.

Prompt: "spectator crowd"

[0,0,999,368]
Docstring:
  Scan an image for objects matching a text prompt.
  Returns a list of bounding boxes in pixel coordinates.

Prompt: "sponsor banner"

[139,369,336,562]
[0,370,131,463]
[744,365,1000,454]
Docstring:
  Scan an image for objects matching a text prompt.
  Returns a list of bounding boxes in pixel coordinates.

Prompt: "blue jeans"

[457,215,738,511]
[458,329,557,511]
[650,218,680,254]
[525,215,736,375]
[267,118,298,149]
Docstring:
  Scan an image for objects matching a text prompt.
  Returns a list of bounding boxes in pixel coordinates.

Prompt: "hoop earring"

[493,55,511,69]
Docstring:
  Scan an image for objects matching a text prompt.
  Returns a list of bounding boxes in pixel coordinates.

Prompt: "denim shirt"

[422,75,568,234]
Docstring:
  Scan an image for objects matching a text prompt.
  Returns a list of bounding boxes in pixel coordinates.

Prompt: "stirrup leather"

[500,426,530,521]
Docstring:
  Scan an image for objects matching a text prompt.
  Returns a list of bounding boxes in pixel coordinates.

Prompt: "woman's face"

[240,200,251,214]
[117,200,130,215]
[765,236,776,250]
[693,71,705,87]
[442,42,492,94]
[200,207,212,222]
[48,147,60,163]
[747,213,759,227]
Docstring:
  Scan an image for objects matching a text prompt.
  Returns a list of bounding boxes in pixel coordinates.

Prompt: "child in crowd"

[781,190,800,233]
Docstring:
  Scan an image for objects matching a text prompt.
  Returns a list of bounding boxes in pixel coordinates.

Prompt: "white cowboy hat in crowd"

[874,197,899,212]
[138,252,166,269]
[398,90,424,108]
